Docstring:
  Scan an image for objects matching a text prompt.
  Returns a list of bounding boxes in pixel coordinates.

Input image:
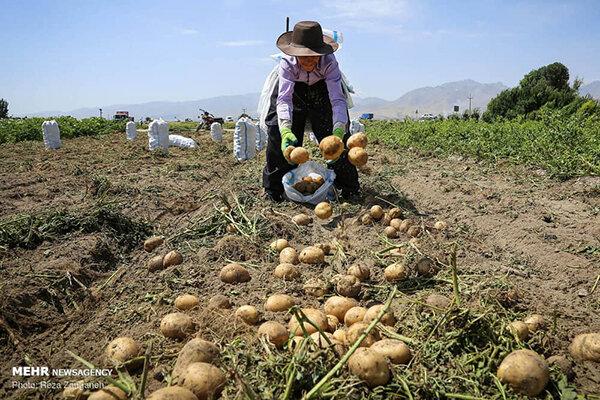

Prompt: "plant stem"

[450,242,461,306]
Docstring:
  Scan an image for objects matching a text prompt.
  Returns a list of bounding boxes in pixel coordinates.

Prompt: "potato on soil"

[425,294,452,310]
[299,246,325,264]
[434,220,447,231]
[384,262,407,282]
[384,226,398,238]
[258,321,289,348]
[290,147,310,164]
[361,213,373,225]
[416,257,439,277]
[181,362,226,400]
[327,314,340,332]
[336,275,361,298]
[319,135,344,160]
[288,308,328,336]
[314,242,332,255]
[270,238,289,253]
[346,322,380,347]
[497,349,549,397]
[175,294,200,311]
[387,247,406,258]
[303,277,330,297]
[508,321,530,340]
[381,212,392,226]
[347,132,368,149]
[144,236,164,252]
[219,263,251,284]
[88,385,127,400]
[265,294,295,312]
[363,305,396,327]
[279,247,299,265]
[292,213,312,226]
[348,348,390,387]
[546,355,574,378]
[219,205,231,213]
[371,339,412,364]
[208,294,231,309]
[310,331,335,348]
[147,386,199,400]
[347,264,370,281]
[148,254,165,272]
[160,313,194,339]
[105,337,142,365]
[344,306,367,326]
[569,333,600,362]
[324,296,359,321]
[315,202,333,219]
[369,205,384,220]
[172,338,220,382]
[407,225,421,237]
[163,250,183,268]
[226,223,237,233]
[390,218,402,230]
[333,329,347,344]
[524,314,545,332]
[388,208,403,219]
[399,219,412,232]
[283,146,295,162]
[274,263,300,280]
[236,305,260,325]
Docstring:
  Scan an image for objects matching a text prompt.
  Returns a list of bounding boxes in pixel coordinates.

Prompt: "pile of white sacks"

[233,117,266,161]
[147,119,197,151]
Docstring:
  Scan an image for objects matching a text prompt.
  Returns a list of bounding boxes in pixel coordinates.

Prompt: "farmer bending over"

[262,21,360,202]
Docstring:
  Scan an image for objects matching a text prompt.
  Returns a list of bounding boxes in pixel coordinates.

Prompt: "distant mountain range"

[21,79,600,121]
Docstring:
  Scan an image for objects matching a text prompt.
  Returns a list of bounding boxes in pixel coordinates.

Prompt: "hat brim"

[276,31,338,56]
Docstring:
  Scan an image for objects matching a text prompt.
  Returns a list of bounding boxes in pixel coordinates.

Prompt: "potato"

[175,294,200,311]
[293,180,308,193]
[160,313,194,339]
[265,294,296,312]
[163,250,183,268]
[208,294,231,309]
[303,278,330,298]
[314,242,332,255]
[347,264,370,281]
[288,308,328,336]
[384,262,407,282]
[310,331,335,348]
[336,275,361,298]
[144,236,164,252]
[497,349,549,397]
[258,321,289,348]
[88,385,127,400]
[219,263,251,284]
[407,226,421,237]
[274,263,300,280]
[383,226,398,238]
[148,254,165,272]
[369,205,384,220]
[546,355,574,378]
[270,238,289,253]
[314,175,325,185]
[389,218,403,230]
[326,314,340,332]
[388,247,406,258]
[508,321,530,341]
[236,305,259,325]
[219,205,231,213]
[346,322,380,347]
[344,306,367,326]
[347,132,368,149]
[398,219,412,232]
[416,257,438,277]
[226,223,237,233]
[292,213,312,226]
[283,146,295,162]
[319,135,344,160]
[147,386,199,400]
[363,305,396,327]
[425,294,452,310]
[348,147,368,167]
[333,329,347,344]
[388,208,403,219]
[434,220,447,231]
[172,338,219,382]
[290,147,310,164]
[105,337,142,365]
[381,212,392,226]
[524,314,545,332]
[361,213,373,225]
[280,247,299,265]
[324,296,359,321]
[569,333,600,362]
[348,348,390,387]
[299,246,325,264]
[181,362,226,400]
[371,339,412,364]
[315,202,333,219]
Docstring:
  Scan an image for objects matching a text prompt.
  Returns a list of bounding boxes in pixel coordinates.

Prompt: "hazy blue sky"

[2,0,600,114]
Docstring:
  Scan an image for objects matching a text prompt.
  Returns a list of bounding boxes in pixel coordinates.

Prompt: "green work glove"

[332,127,345,141]
[280,127,298,153]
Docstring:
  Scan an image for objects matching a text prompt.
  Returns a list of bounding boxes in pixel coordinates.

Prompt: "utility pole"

[467,94,473,114]
[99,108,103,118]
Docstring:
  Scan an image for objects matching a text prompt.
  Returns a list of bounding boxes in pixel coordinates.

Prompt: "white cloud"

[219,40,266,47]
[180,28,199,35]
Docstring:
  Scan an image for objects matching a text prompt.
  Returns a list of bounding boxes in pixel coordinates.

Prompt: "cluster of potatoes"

[359,205,447,241]
[292,174,325,195]
[319,132,369,168]
[143,236,184,272]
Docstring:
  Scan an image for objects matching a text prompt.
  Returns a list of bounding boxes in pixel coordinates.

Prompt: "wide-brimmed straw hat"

[276,21,338,56]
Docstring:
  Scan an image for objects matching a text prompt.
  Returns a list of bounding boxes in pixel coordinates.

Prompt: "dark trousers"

[262,79,360,197]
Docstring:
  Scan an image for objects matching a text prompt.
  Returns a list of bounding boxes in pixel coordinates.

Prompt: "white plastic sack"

[42,120,61,149]
[210,122,223,142]
[256,124,267,152]
[169,134,197,148]
[147,119,169,151]
[125,121,137,141]
[350,119,365,134]
[283,161,336,205]
[234,119,257,161]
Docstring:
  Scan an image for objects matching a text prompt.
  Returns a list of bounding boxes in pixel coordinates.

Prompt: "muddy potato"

[88,385,127,400]
[416,257,439,277]
[369,205,384,220]
[407,225,421,237]
[348,348,390,387]
[344,306,367,327]
[148,254,165,272]
[326,314,340,332]
[144,236,164,252]
[163,250,183,268]
[175,294,200,311]
[434,220,447,231]
[347,132,368,149]
[546,355,574,378]
[226,223,237,234]
[398,219,412,232]
[371,339,412,364]
[283,146,295,162]
[265,294,295,312]
[363,305,396,327]
[236,305,259,325]
[279,247,299,265]
[293,180,308,193]
[569,333,600,362]
[258,321,289,348]
[219,263,251,284]
[497,349,549,397]
[388,247,406,258]
[181,362,226,400]
[147,386,199,400]
[105,337,141,365]
[347,322,380,347]
[315,202,333,219]
[288,308,328,336]
[292,213,312,226]
[336,275,361,298]
[270,238,289,253]
[299,246,325,264]
[314,175,325,185]
[333,329,347,344]
[310,331,335,348]
[160,313,194,339]
[290,147,310,164]
[324,296,359,321]
[508,321,530,341]
[425,294,452,310]
[388,208,403,219]
[384,226,398,239]
[348,147,368,167]
[274,263,300,280]
[208,294,231,309]
[172,338,219,382]
[389,218,403,230]
[314,242,332,255]
[303,277,330,297]
[361,213,373,225]
[381,212,392,226]
[384,262,407,282]
[319,135,344,160]
[524,314,545,332]
[347,264,370,281]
